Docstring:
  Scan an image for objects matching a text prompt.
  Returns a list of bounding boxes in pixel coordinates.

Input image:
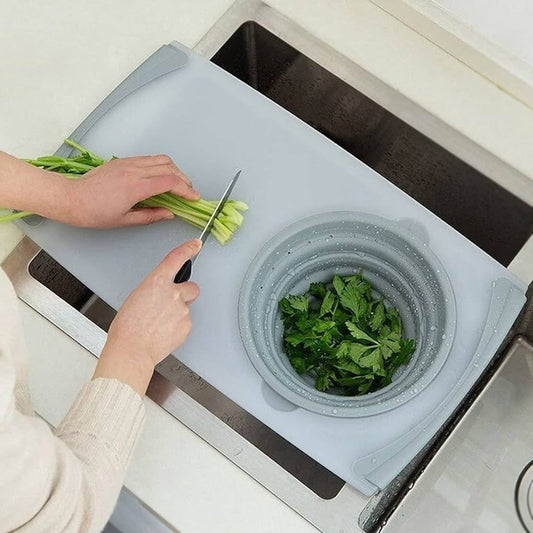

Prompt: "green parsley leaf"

[332,275,345,295]
[398,338,416,362]
[380,333,401,355]
[359,348,384,373]
[290,357,307,374]
[319,290,336,316]
[343,273,372,299]
[309,282,327,299]
[316,369,336,392]
[313,320,337,333]
[339,279,368,319]
[345,322,378,344]
[334,359,364,374]
[287,295,309,314]
[284,332,306,346]
[387,307,402,335]
[279,297,295,316]
[279,272,416,396]
[336,341,373,363]
[369,299,386,331]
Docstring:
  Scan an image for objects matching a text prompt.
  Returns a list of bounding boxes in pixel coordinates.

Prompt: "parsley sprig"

[279,273,416,395]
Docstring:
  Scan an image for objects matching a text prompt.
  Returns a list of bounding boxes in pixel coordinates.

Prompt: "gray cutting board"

[17,42,526,495]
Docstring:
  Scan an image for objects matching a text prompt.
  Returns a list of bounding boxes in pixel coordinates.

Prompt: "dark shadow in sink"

[211,21,533,266]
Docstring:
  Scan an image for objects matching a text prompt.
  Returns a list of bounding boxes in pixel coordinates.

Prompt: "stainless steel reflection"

[383,337,533,533]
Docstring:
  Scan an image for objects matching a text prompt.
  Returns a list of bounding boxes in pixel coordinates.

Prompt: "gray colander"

[238,212,456,417]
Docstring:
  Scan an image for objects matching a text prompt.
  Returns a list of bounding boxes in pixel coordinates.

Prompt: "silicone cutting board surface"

[19,43,526,495]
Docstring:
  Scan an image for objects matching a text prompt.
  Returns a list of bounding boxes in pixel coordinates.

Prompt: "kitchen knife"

[173,170,241,283]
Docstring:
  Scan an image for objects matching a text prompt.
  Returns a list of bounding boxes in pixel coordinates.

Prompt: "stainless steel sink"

[210,21,532,266]
[4,1,533,532]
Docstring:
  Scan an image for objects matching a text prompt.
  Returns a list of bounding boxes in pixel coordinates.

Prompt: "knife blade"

[174,170,241,283]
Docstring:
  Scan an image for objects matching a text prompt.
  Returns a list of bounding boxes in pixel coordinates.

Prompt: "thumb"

[121,207,174,226]
[158,239,202,276]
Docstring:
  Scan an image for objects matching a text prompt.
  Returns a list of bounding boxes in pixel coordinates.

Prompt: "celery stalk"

[3,140,247,245]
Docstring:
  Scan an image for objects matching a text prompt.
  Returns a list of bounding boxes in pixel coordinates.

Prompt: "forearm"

[0,150,74,220]
[93,344,155,397]
[1,367,144,532]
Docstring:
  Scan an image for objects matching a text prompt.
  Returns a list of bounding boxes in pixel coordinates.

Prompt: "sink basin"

[212,22,533,267]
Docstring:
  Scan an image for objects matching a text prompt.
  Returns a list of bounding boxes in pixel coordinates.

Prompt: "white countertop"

[406,0,533,67]
[1,1,533,532]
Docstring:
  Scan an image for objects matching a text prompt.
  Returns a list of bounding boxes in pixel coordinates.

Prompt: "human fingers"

[137,174,200,201]
[167,179,200,201]
[121,207,174,226]
[135,154,194,187]
[177,281,200,304]
[113,155,175,169]
[157,240,202,277]
[155,161,193,188]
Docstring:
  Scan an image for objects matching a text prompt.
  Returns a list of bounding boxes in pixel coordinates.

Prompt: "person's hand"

[66,155,200,228]
[106,239,201,364]
[93,239,201,395]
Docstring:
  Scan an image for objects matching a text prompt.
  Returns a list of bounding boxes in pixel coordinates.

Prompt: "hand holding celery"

[0,139,247,244]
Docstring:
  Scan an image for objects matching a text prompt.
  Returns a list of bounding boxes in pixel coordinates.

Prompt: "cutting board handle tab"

[56,43,189,158]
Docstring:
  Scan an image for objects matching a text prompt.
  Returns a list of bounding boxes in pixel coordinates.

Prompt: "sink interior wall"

[211,21,533,266]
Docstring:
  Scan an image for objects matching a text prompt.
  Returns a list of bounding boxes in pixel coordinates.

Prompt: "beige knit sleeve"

[0,377,145,533]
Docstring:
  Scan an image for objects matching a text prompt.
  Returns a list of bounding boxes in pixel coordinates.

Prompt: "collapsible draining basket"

[239,211,456,417]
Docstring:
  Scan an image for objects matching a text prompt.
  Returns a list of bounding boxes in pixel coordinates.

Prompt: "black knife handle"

[174,259,192,283]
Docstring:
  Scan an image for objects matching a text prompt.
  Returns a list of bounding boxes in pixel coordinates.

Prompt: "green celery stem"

[9,139,247,245]
[0,210,33,222]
